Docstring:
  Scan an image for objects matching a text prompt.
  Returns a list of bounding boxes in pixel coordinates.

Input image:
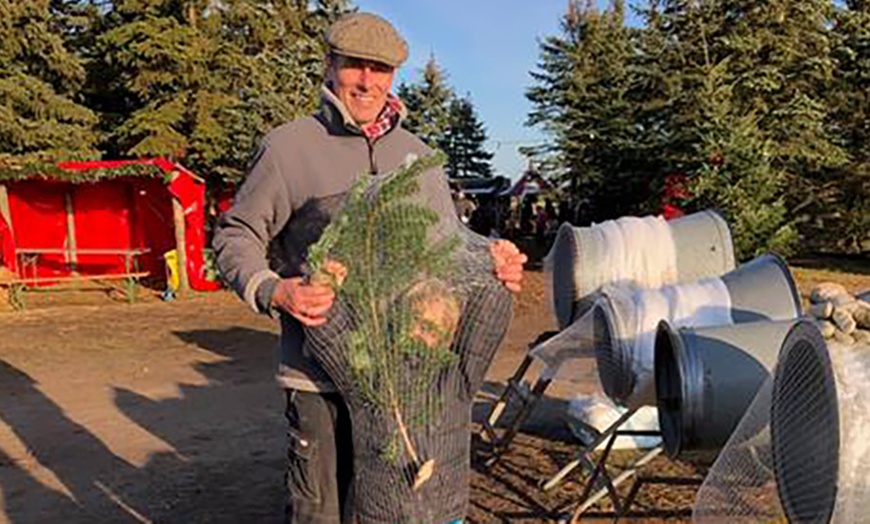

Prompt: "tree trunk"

[187,3,197,27]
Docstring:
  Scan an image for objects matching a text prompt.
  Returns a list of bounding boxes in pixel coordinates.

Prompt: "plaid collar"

[360,94,402,142]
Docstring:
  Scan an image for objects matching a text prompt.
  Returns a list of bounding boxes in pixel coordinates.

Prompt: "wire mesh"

[302,154,513,524]
[546,216,678,329]
[528,307,661,449]
[546,211,736,330]
[694,320,870,524]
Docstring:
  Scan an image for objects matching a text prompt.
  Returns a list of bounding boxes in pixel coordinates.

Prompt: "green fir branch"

[306,152,459,466]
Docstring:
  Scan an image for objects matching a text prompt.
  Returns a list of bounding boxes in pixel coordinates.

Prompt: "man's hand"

[490,240,527,294]
[271,277,336,327]
[315,259,348,287]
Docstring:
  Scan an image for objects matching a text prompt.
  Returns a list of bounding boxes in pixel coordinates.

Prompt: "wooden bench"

[16,247,151,276]
[3,248,153,309]
[1,272,152,310]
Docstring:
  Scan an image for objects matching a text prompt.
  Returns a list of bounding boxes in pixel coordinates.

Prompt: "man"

[213,12,526,524]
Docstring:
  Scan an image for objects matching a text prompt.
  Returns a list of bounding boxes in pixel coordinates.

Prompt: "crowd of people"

[453,190,567,246]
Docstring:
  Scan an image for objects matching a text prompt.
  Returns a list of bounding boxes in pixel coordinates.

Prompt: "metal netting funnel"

[529,302,598,375]
[592,289,634,402]
[547,210,736,329]
[303,154,513,524]
[528,305,661,451]
[771,325,840,523]
[694,321,870,524]
[594,254,801,409]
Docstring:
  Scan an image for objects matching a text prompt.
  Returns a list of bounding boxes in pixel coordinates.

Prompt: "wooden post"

[172,196,190,295]
[64,190,78,273]
[0,184,12,238]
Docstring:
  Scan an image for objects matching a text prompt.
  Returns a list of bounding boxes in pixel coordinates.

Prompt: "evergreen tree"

[687,59,798,258]
[398,56,453,149]
[634,0,713,169]
[716,0,845,176]
[641,0,846,175]
[0,0,97,167]
[441,95,493,178]
[622,1,674,162]
[89,0,348,180]
[826,0,870,251]
[527,0,643,223]
[399,57,493,179]
[638,0,798,256]
[529,0,853,253]
[668,0,844,255]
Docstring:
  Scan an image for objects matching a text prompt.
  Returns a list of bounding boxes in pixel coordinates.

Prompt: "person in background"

[535,203,548,243]
[453,189,477,225]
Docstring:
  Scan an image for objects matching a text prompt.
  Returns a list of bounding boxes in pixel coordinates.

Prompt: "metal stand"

[479,331,557,463]
[478,332,701,521]
[478,331,639,482]
[543,408,638,491]
[549,427,700,523]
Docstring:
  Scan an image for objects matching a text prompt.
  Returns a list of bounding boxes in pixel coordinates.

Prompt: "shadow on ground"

[0,327,286,524]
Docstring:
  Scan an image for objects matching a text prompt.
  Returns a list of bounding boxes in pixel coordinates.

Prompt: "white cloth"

[604,276,733,406]
[583,215,678,294]
[566,394,661,450]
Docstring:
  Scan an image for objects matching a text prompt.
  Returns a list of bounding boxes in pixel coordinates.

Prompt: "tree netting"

[530,211,737,446]
[527,278,734,446]
[538,255,798,407]
[693,321,870,524]
[303,153,513,524]
[545,211,736,329]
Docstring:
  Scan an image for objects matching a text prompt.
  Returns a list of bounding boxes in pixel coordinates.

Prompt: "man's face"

[327,55,396,124]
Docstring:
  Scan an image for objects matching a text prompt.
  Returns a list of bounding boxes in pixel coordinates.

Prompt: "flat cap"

[326,12,408,68]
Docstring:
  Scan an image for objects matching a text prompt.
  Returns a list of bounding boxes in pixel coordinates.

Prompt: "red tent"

[502,167,553,197]
[0,158,219,291]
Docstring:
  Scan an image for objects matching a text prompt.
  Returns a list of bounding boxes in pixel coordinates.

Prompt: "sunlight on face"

[327,55,396,125]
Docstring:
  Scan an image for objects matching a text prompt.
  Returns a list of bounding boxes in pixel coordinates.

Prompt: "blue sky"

[355,1,642,180]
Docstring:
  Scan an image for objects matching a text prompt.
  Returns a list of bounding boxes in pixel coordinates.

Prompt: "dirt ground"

[1,263,869,524]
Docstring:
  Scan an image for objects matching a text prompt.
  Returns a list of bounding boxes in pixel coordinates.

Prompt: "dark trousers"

[285,390,353,524]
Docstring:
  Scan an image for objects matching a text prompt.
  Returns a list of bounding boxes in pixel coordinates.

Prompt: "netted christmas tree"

[305,153,513,523]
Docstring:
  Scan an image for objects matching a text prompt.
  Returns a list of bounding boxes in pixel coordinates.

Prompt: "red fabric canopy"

[167,168,220,291]
[504,170,553,197]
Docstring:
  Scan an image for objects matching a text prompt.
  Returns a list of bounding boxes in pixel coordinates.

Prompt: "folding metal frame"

[478,335,701,521]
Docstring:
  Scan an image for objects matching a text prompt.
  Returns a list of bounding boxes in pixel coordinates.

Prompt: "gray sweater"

[213,88,458,391]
